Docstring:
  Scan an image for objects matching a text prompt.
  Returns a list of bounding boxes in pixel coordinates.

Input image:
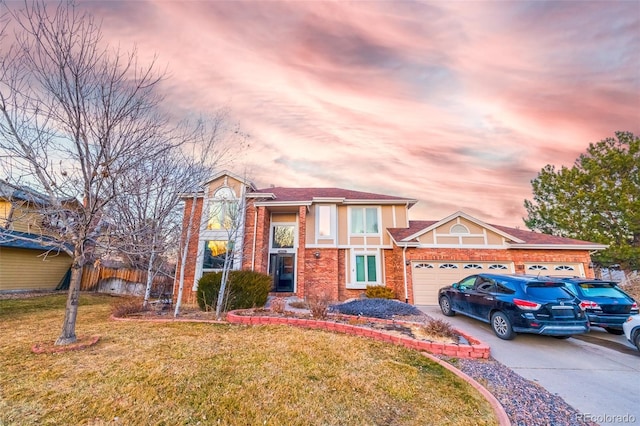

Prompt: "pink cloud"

[76,0,639,228]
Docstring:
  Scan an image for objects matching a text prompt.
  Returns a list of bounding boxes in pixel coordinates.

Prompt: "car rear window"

[578,283,627,298]
[525,283,574,299]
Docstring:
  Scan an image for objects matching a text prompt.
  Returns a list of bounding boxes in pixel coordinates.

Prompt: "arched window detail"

[489,264,508,270]
[207,187,238,230]
[528,265,548,271]
[464,264,482,269]
[414,263,434,269]
[450,224,469,234]
[555,265,575,271]
[440,263,458,269]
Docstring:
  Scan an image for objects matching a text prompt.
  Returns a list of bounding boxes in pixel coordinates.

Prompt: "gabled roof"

[387,211,607,250]
[0,229,71,253]
[251,187,417,207]
[202,170,256,189]
[0,180,50,205]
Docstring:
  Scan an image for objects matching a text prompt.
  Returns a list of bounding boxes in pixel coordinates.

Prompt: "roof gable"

[388,211,607,250]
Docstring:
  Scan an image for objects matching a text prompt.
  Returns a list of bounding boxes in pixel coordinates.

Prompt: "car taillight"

[632,302,638,313]
[580,300,601,310]
[513,299,541,310]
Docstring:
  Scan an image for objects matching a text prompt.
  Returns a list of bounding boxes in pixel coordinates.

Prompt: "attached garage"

[411,261,513,305]
[387,211,606,306]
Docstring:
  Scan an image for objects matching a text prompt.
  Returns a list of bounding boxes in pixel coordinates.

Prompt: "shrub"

[365,285,396,299]
[111,296,146,317]
[269,297,286,314]
[196,270,272,312]
[421,319,459,340]
[308,293,330,319]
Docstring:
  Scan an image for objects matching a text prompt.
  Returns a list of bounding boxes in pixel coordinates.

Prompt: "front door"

[270,253,295,292]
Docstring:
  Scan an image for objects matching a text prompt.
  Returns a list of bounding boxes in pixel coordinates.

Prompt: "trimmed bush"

[196,270,272,312]
[365,285,396,299]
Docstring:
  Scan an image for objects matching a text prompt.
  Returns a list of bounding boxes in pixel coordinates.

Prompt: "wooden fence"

[80,264,174,295]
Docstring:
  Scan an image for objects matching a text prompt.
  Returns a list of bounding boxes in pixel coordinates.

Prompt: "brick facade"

[173,173,602,307]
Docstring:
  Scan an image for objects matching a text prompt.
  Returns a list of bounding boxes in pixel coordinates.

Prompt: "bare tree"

[0,1,174,345]
[173,114,248,317]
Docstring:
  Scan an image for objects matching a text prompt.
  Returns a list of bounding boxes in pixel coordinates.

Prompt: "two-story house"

[174,171,606,306]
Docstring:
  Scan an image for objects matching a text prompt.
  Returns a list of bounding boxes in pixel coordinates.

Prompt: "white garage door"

[524,263,585,277]
[412,261,513,305]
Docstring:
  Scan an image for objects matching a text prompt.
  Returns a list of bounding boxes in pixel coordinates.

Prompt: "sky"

[82,0,639,228]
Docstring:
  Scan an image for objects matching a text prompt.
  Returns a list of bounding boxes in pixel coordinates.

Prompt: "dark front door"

[270,253,295,292]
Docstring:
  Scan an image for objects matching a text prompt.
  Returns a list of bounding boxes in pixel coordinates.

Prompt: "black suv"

[560,278,638,335]
[438,274,589,340]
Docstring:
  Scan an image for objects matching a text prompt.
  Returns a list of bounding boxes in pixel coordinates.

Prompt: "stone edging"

[226,310,490,359]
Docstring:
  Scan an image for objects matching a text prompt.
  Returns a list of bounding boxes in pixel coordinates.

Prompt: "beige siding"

[205,176,246,198]
[337,206,349,245]
[381,206,394,245]
[437,236,459,244]
[0,200,10,227]
[272,213,297,223]
[0,247,72,291]
[394,205,409,228]
[418,232,435,244]
[486,233,504,245]
[462,236,485,244]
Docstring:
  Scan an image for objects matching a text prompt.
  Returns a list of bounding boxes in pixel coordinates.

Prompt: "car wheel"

[634,332,640,352]
[491,311,515,340]
[439,296,455,317]
[604,327,624,335]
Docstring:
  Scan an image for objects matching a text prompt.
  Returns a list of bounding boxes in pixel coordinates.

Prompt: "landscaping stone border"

[226,310,490,359]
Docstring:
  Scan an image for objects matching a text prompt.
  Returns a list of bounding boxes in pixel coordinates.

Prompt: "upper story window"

[350,207,379,235]
[207,187,238,230]
[316,204,335,239]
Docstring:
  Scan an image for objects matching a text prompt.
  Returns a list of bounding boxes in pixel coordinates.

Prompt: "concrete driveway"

[419,305,640,426]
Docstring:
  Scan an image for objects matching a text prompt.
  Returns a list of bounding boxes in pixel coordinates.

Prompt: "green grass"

[0,294,497,425]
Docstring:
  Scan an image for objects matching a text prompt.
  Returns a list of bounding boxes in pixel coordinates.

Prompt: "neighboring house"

[0,180,72,292]
[174,171,607,306]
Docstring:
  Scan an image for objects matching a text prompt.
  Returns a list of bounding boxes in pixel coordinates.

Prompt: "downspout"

[251,205,258,271]
[402,246,409,303]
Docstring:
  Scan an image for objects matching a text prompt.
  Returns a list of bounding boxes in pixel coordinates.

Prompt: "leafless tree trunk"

[173,113,247,317]
[0,1,173,345]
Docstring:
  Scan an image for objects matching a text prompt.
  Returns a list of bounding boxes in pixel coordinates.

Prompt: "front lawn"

[0,294,497,425]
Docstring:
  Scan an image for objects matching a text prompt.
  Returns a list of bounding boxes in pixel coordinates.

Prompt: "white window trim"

[315,204,336,241]
[269,222,298,253]
[347,249,382,289]
[348,206,381,236]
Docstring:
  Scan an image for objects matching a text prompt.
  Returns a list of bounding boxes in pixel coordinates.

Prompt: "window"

[450,224,469,234]
[355,254,377,283]
[528,265,548,271]
[414,263,434,269]
[440,263,458,269]
[317,205,334,238]
[272,225,295,249]
[207,187,238,230]
[202,240,232,270]
[489,264,508,270]
[350,207,379,235]
[555,265,575,271]
[464,264,482,270]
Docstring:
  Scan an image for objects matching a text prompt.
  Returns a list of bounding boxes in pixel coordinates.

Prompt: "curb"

[421,351,511,426]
